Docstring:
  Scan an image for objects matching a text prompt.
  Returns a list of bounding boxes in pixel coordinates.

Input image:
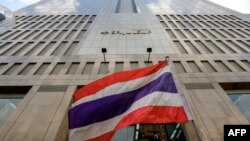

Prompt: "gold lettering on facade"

[100,29,151,35]
[100,31,109,35]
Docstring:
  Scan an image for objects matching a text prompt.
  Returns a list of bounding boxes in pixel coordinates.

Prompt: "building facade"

[0,0,250,140]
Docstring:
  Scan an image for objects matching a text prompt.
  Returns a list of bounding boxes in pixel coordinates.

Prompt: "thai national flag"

[69,60,192,141]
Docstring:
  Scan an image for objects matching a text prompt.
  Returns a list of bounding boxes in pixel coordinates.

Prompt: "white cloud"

[208,0,250,14]
[19,0,41,4]
[6,0,41,5]
[34,0,79,14]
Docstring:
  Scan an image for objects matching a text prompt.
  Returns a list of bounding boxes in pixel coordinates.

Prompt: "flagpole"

[165,56,203,141]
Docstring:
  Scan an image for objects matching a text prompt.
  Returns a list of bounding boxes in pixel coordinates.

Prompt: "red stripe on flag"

[88,106,188,141]
[73,61,168,102]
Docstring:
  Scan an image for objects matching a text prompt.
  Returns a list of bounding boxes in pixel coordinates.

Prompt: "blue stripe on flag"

[69,72,177,129]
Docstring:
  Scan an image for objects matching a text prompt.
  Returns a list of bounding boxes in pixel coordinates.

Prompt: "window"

[99,62,109,74]
[137,124,186,141]
[112,124,186,141]
[66,62,80,74]
[0,86,31,127]
[228,91,250,121]
[173,61,186,73]
[115,62,124,72]
[220,83,250,121]
[130,61,139,69]
[0,95,24,127]
[112,126,135,141]
[82,62,94,74]
[144,61,152,67]
[50,62,65,75]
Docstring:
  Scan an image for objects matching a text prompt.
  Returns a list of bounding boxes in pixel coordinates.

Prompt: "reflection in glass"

[0,95,23,127]
[112,126,135,141]
[138,124,186,141]
[229,93,250,121]
[0,5,16,33]
[112,124,186,141]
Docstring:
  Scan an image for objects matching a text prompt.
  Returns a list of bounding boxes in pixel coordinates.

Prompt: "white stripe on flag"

[72,65,171,107]
[69,91,184,141]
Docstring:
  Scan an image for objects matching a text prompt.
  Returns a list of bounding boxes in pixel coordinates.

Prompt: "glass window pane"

[112,126,135,141]
[228,93,250,121]
[0,95,24,127]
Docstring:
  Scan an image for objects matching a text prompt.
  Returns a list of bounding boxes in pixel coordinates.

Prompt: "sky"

[208,0,250,14]
[1,0,250,14]
[1,0,41,11]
